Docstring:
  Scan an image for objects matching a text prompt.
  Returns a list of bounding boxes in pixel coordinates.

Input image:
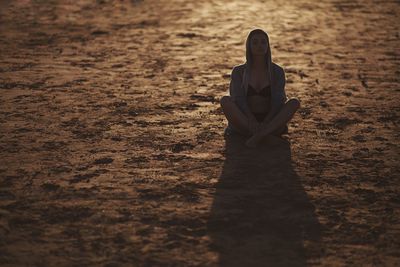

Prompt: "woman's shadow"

[207,133,321,267]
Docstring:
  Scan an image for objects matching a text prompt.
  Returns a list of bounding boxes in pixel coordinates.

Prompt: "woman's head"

[245,28,272,66]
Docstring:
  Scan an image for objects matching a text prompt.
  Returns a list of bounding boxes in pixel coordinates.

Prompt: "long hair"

[244,28,272,84]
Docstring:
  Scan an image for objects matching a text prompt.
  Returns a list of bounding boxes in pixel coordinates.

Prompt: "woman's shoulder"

[231,63,246,75]
[271,62,285,76]
[229,63,246,83]
[230,62,284,79]
[231,62,283,72]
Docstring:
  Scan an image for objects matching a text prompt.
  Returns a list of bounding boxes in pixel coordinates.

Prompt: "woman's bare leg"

[220,96,250,136]
[245,98,300,147]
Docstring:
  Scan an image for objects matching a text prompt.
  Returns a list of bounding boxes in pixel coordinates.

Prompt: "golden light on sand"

[0,0,399,266]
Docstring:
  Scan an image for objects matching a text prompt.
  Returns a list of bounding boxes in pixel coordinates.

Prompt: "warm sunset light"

[0,0,399,266]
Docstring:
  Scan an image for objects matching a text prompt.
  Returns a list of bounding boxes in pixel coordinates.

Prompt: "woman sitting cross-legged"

[220,28,300,148]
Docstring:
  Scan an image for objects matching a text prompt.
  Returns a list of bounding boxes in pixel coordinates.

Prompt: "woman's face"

[250,33,268,56]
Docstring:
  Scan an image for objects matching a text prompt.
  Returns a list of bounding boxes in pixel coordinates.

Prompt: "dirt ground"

[0,0,399,266]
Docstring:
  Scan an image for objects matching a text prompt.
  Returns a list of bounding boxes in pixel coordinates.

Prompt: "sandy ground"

[0,0,399,266]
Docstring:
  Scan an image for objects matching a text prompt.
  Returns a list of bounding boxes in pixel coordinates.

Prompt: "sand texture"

[0,0,399,266]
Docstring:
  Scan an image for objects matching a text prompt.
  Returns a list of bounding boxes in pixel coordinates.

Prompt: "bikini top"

[247,83,271,97]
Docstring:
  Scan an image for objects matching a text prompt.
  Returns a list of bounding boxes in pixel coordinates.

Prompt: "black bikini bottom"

[253,112,268,123]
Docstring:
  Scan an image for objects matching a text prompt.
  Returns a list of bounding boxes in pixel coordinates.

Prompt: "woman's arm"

[229,66,256,120]
[277,67,287,104]
[229,66,261,134]
[261,67,287,125]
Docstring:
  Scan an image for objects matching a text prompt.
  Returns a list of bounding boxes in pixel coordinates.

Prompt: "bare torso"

[247,69,271,113]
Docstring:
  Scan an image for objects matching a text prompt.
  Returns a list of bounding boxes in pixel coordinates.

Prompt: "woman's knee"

[219,96,235,108]
[287,98,301,110]
[220,96,232,108]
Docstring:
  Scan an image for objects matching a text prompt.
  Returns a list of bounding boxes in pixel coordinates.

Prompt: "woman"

[220,28,301,148]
